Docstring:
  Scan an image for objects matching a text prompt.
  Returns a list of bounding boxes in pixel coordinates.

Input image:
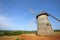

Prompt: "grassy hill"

[0,30,36,36]
[0,30,60,36]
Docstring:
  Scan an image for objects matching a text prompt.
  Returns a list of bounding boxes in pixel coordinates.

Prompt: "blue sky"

[0,0,60,31]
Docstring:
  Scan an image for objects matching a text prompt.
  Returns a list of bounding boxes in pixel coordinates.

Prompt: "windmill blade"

[27,18,37,27]
[49,14,60,22]
[29,8,37,16]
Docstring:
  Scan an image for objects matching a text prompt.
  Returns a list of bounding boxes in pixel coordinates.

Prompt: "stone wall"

[37,15,54,36]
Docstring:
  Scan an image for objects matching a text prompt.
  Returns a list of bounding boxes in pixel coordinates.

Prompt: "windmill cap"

[36,12,49,19]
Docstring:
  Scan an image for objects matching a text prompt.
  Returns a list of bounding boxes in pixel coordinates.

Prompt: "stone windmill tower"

[30,9,60,36]
[36,12,54,36]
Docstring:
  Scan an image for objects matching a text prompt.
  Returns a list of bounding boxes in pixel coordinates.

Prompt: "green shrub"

[16,38,20,40]
[0,30,37,36]
[16,38,25,40]
[0,32,5,36]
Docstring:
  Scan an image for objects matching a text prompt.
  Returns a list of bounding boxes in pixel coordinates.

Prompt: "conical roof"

[36,11,49,19]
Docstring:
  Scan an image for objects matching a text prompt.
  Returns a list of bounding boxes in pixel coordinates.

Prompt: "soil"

[18,32,60,40]
[0,32,60,40]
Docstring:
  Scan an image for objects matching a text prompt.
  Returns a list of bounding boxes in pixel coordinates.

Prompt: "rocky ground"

[0,32,60,40]
[18,32,60,40]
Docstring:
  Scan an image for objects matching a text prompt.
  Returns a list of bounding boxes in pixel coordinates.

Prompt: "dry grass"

[0,36,17,40]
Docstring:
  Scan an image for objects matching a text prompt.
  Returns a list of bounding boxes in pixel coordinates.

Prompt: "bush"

[16,38,25,40]
[0,32,5,36]
[16,38,20,40]
[0,30,37,36]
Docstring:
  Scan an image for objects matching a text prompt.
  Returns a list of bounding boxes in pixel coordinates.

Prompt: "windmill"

[29,9,60,36]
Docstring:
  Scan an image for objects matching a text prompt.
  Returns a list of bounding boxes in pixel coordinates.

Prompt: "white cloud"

[0,16,12,27]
